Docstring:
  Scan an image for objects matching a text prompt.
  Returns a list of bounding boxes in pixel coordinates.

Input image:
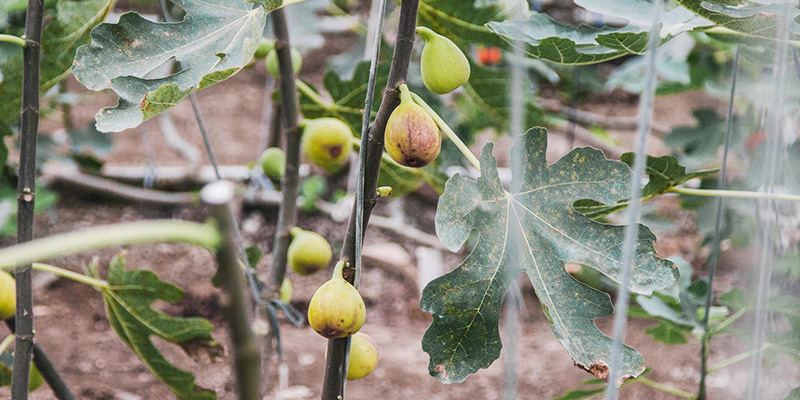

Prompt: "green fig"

[266,47,303,78]
[0,271,15,320]
[384,85,441,168]
[347,332,379,380]
[280,277,293,303]
[253,38,276,60]
[416,26,470,94]
[287,227,333,275]
[308,261,366,338]
[301,118,353,174]
[28,365,44,392]
[260,147,286,181]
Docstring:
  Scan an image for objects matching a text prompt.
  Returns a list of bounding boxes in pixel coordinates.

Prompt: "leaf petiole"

[0,34,26,48]
[631,377,696,399]
[409,90,482,171]
[32,263,108,290]
[0,220,221,270]
[668,187,800,203]
[0,334,13,354]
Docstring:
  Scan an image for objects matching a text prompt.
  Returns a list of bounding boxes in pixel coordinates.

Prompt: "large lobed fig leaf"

[72,0,303,132]
[421,128,678,383]
[92,254,223,400]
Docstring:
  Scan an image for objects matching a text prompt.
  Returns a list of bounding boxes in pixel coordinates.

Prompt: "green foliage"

[664,109,745,171]
[244,245,263,267]
[89,254,222,400]
[299,176,328,212]
[463,58,547,132]
[71,0,298,132]
[676,0,800,40]
[421,128,678,383]
[298,61,388,135]
[417,0,510,48]
[574,154,716,219]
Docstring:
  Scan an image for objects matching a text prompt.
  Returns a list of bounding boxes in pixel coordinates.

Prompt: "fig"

[301,118,353,174]
[347,332,379,380]
[253,38,275,60]
[266,47,303,78]
[416,26,470,94]
[280,277,293,303]
[384,85,441,167]
[287,227,333,275]
[307,261,365,338]
[260,147,286,181]
[0,271,15,320]
[29,365,44,392]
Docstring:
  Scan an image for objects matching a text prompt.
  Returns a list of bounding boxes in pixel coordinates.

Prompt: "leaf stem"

[633,377,696,399]
[0,221,220,270]
[410,91,481,171]
[668,187,800,203]
[0,34,26,48]
[31,263,108,289]
[708,307,746,336]
[0,334,13,354]
[295,79,330,109]
[707,344,771,374]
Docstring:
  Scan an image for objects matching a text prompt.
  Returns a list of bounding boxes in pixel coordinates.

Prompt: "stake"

[201,181,262,400]
[13,0,45,397]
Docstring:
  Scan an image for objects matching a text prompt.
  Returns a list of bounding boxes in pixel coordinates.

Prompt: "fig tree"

[287,227,332,275]
[347,332,379,380]
[301,118,353,174]
[266,47,303,78]
[416,26,470,94]
[260,147,286,182]
[0,271,15,320]
[307,261,365,338]
[384,85,441,168]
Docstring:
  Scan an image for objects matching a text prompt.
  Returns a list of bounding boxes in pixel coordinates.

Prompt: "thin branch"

[201,181,262,400]
[42,165,198,205]
[322,0,419,398]
[13,0,46,396]
[267,8,302,294]
[4,320,75,400]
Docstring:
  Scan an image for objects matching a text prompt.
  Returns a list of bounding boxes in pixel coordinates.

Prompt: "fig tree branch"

[267,7,302,296]
[322,0,420,398]
[13,0,45,396]
[4,319,76,400]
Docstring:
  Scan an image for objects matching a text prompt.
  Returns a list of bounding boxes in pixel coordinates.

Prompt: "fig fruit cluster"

[301,117,353,174]
[384,85,441,168]
[287,227,333,276]
[416,26,470,95]
[307,261,366,338]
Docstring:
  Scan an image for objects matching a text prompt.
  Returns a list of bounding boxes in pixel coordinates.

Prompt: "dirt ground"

[0,15,778,400]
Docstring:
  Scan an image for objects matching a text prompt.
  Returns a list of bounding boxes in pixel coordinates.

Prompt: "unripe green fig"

[253,38,275,60]
[0,271,15,320]
[416,26,470,94]
[287,227,333,275]
[260,147,286,181]
[384,85,441,168]
[308,261,366,338]
[301,118,353,174]
[280,277,293,303]
[266,47,303,78]
[28,365,44,392]
[347,332,379,380]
